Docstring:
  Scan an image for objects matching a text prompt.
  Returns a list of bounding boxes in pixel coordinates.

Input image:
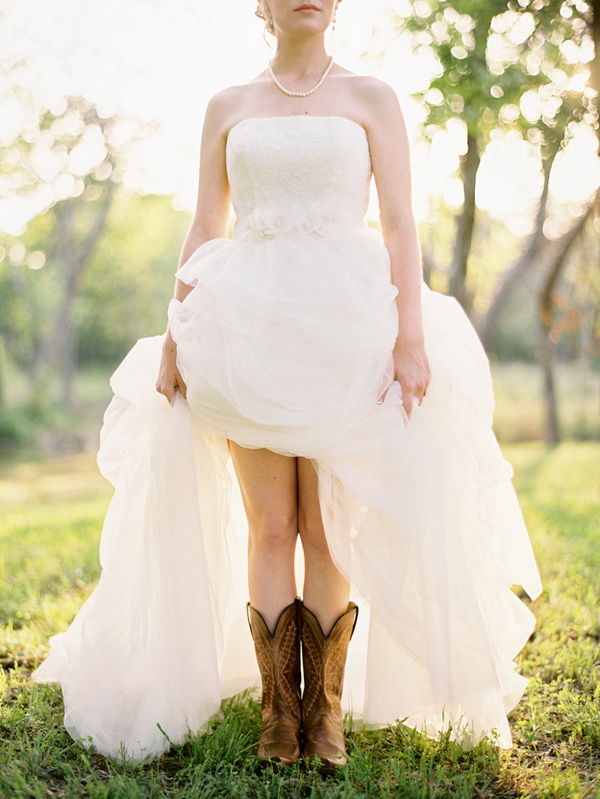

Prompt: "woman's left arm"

[364,80,430,417]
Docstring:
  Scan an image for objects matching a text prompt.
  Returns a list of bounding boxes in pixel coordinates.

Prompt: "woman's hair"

[255,2,275,36]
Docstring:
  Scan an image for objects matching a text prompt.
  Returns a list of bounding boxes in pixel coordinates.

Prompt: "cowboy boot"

[299,601,359,771]
[247,598,302,766]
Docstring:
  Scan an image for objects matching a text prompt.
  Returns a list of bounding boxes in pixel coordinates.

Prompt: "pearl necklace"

[268,56,334,97]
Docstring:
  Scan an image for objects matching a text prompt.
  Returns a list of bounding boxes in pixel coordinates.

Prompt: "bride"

[32,0,542,769]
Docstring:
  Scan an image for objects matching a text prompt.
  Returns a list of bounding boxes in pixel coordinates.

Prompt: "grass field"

[0,442,599,798]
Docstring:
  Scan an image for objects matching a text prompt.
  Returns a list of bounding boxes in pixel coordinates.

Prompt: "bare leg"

[229,442,298,633]
[297,457,350,635]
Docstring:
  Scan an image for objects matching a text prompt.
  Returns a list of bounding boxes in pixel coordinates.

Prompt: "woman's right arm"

[156,91,234,403]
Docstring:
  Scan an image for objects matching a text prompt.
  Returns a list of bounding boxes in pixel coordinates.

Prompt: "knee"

[298,511,329,553]
[249,509,298,550]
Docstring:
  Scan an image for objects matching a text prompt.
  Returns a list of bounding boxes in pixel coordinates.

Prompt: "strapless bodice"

[225,115,372,239]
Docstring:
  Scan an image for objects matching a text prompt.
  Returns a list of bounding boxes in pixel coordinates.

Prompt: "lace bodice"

[225,115,372,239]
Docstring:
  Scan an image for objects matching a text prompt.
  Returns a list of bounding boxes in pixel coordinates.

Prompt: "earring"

[332,2,338,31]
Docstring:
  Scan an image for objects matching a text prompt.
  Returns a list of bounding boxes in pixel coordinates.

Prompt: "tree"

[397,0,599,443]
[396,0,595,313]
[0,82,152,413]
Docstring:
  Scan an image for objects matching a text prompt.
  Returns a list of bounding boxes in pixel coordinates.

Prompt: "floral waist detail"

[234,208,365,240]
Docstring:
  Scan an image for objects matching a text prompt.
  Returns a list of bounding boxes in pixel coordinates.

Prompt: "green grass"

[1,443,599,798]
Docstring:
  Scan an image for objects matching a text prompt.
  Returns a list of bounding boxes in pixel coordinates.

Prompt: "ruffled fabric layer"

[32,229,541,761]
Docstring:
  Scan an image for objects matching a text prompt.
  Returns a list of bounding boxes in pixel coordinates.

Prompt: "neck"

[270,36,330,78]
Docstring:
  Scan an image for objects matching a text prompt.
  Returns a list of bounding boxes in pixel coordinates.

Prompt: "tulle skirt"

[32,225,542,760]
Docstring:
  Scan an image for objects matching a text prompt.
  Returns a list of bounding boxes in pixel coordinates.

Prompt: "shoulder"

[346,74,399,102]
[204,84,248,122]
[332,73,407,149]
[349,75,405,126]
[203,78,268,137]
[331,68,406,134]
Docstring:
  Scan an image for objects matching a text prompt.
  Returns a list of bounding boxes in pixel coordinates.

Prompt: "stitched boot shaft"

[247,599,302,766]
[300,602,359,769]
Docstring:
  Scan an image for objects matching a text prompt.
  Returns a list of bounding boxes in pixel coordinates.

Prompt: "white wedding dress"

[32,115,542,761]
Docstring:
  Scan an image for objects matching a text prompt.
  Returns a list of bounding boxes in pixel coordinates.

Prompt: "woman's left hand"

[390,341,431,417]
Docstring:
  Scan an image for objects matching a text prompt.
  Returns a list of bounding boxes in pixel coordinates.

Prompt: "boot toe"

[302,741,348,770]
[257,740,301,766]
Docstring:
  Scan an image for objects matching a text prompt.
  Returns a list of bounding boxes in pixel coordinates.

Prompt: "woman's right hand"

[155,339,187,403]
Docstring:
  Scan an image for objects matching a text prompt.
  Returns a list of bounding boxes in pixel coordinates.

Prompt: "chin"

[282,20,330,36]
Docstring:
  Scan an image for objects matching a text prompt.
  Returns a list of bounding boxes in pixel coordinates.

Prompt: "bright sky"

[0,0,598,237]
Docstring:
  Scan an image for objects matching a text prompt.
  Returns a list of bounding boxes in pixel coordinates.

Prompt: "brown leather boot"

[299,601,359,771]
[247,599,302,766]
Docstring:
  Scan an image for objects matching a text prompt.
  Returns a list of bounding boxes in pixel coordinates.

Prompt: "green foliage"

[397,0,594,150]
[0,91,165,415]
[0,444,599,797]
[77,194,190,365]
[0,193,189,373]
[0,407,31,450]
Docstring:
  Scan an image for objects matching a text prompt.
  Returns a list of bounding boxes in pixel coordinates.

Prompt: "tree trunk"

[30,190,113,412]
[477,152,554,350]
[30,199,77,387]
[7,249,45,391]
[536,205,594,445]
[578,299,598,434]
[448,131,480,313]
[60,328,77,412]
[0,338,6,409]
[538,306,561,445]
